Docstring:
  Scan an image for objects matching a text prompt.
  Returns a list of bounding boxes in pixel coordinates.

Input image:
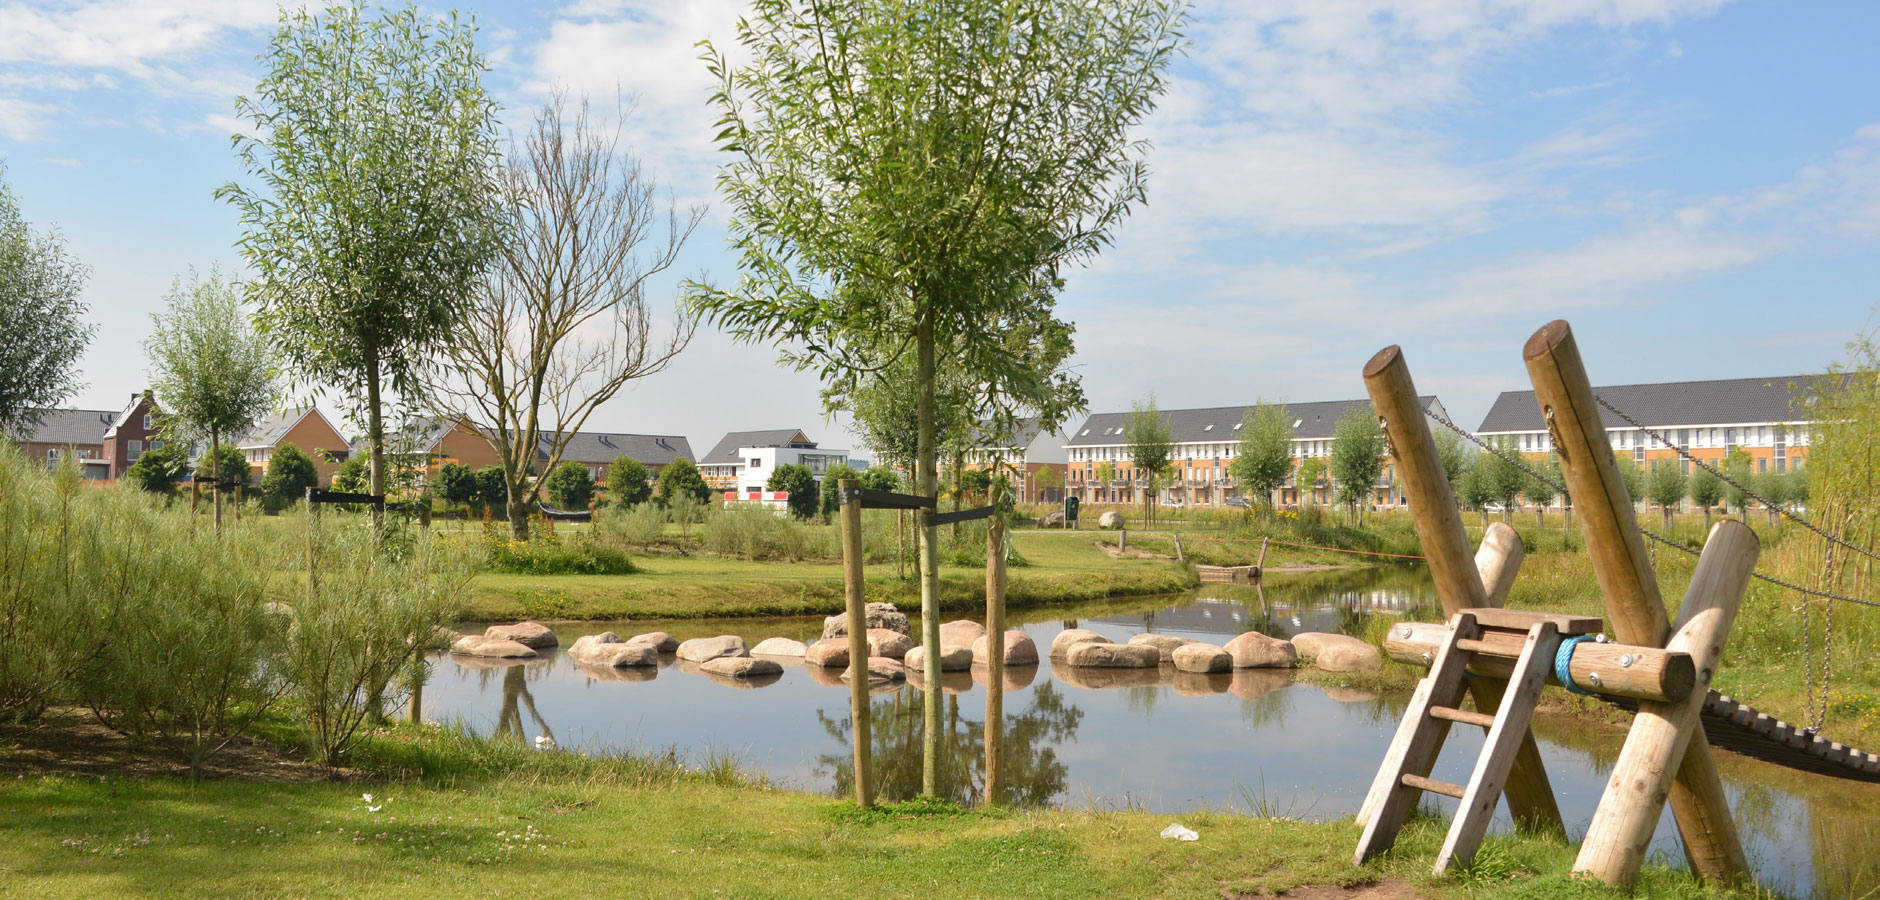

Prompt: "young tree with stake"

[1232,402,1292,513]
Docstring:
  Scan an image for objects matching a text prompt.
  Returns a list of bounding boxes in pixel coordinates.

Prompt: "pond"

[418,567,1878,899]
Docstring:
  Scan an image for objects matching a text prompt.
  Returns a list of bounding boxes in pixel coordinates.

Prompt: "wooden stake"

[839,479,873,808]
[984,506,1007,806]
[1362,346,1564,837]
[1526,320,1746,881]
[1575,521,1758,886]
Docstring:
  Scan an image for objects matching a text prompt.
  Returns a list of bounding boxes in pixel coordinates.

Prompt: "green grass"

[464,530,1195,621]
[0,722,1789,900]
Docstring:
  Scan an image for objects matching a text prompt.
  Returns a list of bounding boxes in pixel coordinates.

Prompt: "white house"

[699,428,851,500]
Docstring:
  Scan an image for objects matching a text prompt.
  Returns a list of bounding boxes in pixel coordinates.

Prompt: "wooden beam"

[1475,522,1524,606]
[1384,622,1695,704]
[1574,521,1759,886]
[838,479,873,809]
[1525,320,1746,881]
[984,509,1008,806]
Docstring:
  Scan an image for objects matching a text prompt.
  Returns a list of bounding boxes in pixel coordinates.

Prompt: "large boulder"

[840,656,906,684]
[700,656,784,679]
[803,641,849,668]
[821,602,909,640]
[971,630,1040,667]
[1098,510,1124,529]
[938,619,987,647]
[1049,629,1111,660]
[1065,642,1160,668]
[1225,631,1299,669]
[903,644,973,673]
[626,631,679,653]
[1040,509,1066,527]
[1127,633,1194,662]
[485,620,557,649]
[750,637,808,657]
[676,635,748,663]
[567,632,657,668]
[1171,642,1231,674]
[1290,632,1379,671]
[451,634,537,659]
[865,628,914,660]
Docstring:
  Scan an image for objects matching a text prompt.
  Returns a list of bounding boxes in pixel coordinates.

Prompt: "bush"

[333,455,369,492]
[544,459,595,510]
[195,443,251,488]
[608,456,651,507]
[819,463,859,521]
[484,522,638,575]
[657,456,712,507]
[766,462,817,520]
[701,505,815,561]
[261,442,319,511]
[125,441,189,494]
[436,461,477,505]
[597,501,667,548]
[473,465,508,510]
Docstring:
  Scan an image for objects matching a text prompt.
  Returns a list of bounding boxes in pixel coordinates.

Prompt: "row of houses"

[14,373,1816,510]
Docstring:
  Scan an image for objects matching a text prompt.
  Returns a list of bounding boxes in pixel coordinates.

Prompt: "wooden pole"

[304,487,319,602]
[838,479,872,808]
[1256,536,1269,572]
[1362,345,1564,837]
[1525,319,1747,881]
[1575,520,1758,886]
[984,504,1007,806]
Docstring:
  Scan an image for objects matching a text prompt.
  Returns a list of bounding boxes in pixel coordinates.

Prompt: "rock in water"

[904,644,973,673]
[971,630,1039,667]
[625,631,679,653]
[803,641,849,668]
[839,656,907,684]
[1171,642,1231,674]
[938,619,987,647]
[1224,631,1298,668]
[821,602,909,640]
[1065,642,1160,668]
[750,637,808,657]
[700,656,784,679]
[485,620,557,649]
[1289,632,1378,671]
[1049,629,1111,660]
[865,628,914,659]
[451,634,537,659]
[675,635,748,663]
[1127,633,1194,661]
[567,632,657,668]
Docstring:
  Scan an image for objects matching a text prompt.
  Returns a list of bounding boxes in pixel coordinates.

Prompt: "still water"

[419,568,1878,899]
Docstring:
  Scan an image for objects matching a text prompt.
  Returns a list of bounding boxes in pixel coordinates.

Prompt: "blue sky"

[2,0,1877,455]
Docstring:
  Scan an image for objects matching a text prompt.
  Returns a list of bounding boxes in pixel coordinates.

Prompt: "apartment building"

[961,416,1072,504]
[1476,375,1815,475]
[1063,396,1448,509]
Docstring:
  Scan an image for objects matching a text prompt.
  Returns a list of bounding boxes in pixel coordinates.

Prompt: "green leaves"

[0,169,93,439]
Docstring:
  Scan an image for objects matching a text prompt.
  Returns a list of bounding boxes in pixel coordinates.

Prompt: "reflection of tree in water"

[494,664,557,745]
[816,682,1083,807]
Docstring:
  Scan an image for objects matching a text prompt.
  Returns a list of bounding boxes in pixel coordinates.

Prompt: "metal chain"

[1595,395,1880,569]
[1425,406,1880,609]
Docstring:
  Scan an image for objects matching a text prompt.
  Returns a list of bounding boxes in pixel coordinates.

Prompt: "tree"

[0,169,93,438]
[1647,460,1689,531]
[473,466,508,511]
[333,456,369,493]
[1458,457,1495,524]
[195,445,251,488]
[1752,467,1790,525]
[607,457,652,508]
[221,1,504,520]
[1614,455,1646,509]
[427,94,699,540]
[1689,464,1723,530]
[766,463,818,520]
[1296,456,1328,508]
[1232,402,1292,512]
[1786,464,1809,509]
[1720,447,1754,520]
[125,441,189,495]
[1094,461,1116,502]
[144,268,276,531]
[436,461,478,507]
[1432,425,1468,497]
[1477,438,1526,521]
[1125,397,1175,524]
[860,467,900,493]
[1329,406,1385,523]
[820,463,860,521]
[1523,454,1560,528]
[1031,465,1064,504]
[657,456,711,507]
[691,0,1181,797]
[543,460,595,511]
[260,443,319,511]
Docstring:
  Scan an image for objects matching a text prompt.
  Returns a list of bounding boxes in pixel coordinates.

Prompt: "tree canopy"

[543,461,595,511]
[766,463,818,520]
[1329,406,1385,518]
[1125,396,1174,523]
[607,457,653,507]
[0,170,93,439]
[1232,402,1292,510]
[657,457,712,507]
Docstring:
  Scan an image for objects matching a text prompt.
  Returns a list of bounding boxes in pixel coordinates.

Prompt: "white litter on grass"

[1160,823,1199,842]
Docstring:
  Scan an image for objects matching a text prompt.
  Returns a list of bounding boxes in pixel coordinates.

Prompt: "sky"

[3,0,1878,458]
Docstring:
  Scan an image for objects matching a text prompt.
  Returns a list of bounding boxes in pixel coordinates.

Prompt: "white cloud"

[0,95,57,141]
[0,0,284,75]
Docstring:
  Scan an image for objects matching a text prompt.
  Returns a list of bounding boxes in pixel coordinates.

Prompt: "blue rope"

[1554,635,1597,695]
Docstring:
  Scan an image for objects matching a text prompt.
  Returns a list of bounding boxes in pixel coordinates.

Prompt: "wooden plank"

[1384,622,1694,703]
[1574,520,1758,887]
[1462,607,1604,636]
[1430,705,1495,728]
[843,488,935,510]
[1402,774,1466,799]
[929,505,994,527]
[1437,623,1561,873]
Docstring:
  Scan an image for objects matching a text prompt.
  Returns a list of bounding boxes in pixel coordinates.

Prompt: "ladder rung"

[1400,773,1467,799]
[1429,705,1495,728]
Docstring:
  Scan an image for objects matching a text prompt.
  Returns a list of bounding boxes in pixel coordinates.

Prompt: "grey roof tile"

[19,408,115,445]
[540,432,693,467]
[1476,375,1819,433]
[701,429,814,464]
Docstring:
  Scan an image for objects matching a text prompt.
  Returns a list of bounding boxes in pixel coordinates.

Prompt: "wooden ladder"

[1353,608,1602,873]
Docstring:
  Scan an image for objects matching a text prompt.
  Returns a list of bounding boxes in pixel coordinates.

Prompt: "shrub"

[260,442,319,510]
[608,456,652,506]
[333,455,369,491]
[436,461,477,505]
[597,500,667,548]
[195,443,251,488]
[473,465,508,510]
[819,463,859,521]
[0,456,118,722]
[125,441,189,494]
[766,462,817,519]
[657,456,712,506]
[702,505,814,560]
[544,459,594,510]
[484,522,638,575]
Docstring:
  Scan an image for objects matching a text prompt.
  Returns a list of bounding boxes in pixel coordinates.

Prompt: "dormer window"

[1233,422,1242,430]
[1203,423,1214,431]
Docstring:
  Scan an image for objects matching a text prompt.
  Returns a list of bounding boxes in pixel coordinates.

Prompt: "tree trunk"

[365,353,385,533]
[915,312,941,798]
[507,484,532,542]
[1663,506,1673,531]
[211,426,223,534]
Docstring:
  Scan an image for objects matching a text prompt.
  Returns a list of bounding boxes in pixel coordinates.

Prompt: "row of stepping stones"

[1049,627,1382,674]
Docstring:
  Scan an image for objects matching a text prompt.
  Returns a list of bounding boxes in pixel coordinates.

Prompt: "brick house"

[14,407,115,479]
[234,407,352,485]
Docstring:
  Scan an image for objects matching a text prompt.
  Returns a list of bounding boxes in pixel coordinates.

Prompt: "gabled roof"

[971,415,1050,449]
[542,432,693,467]
[101,392,155,439]
[18,408,115,445]
[347,416,461,457]
[701,429,814,465]
[1065,397,1436,446]
[235,407,346,450]
[1476,375,1818,433]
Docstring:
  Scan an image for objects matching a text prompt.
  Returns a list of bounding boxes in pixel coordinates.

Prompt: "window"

[1678,429,1690,448]
[151,440,164,451]
[1725,428,1738,445]
[1757,458,1766,473]
[1634,447,1645,464]
[47,448,61,460]
[128,439,143,460]
[749,457,762,469]
[143,414,152,430]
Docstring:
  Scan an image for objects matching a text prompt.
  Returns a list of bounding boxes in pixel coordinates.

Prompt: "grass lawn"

[464,529,1196,621]
[0,723,1785,900]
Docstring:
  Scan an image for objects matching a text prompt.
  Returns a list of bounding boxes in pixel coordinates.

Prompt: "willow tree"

[425,94,700,540]
[144,268,277,532]
[1232,401,1292,512]
[1124,396,1173,524]
[692,0,1183,796]
[0,170,93,439]
[221,1,503,512]
[1329,406,1385,524]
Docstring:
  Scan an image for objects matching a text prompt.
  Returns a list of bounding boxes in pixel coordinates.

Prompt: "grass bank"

[464,530,1195,621]
[0,721,1786,900]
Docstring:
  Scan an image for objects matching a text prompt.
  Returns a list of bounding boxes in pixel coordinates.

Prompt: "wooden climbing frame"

[1353,322,1761,887]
